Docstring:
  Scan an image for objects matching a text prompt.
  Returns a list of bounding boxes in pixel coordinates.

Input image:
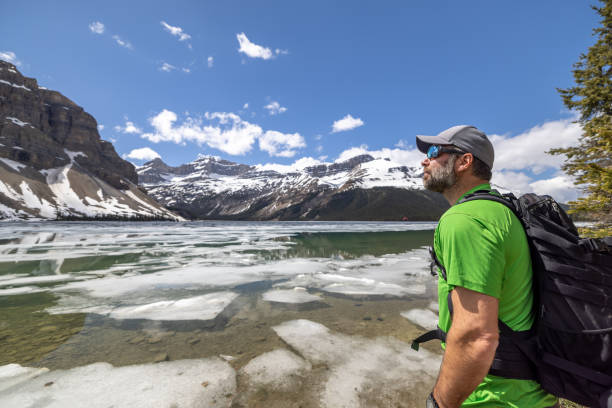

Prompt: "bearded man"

[415,125,557,408]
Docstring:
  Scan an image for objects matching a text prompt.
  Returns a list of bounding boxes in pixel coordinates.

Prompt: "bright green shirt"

[434,183,557,408]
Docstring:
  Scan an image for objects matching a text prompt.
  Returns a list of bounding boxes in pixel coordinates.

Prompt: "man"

[415,125,557,408]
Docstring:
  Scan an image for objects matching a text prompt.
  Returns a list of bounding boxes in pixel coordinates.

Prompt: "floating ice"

[400,308,438,331]
[0,364,49,393]
[0,274,77,287]
[262,287,321,303]
[0,286,46,296]
[0,359,236,408]
[240,349,311,391]
[55,292,240,321]
[273,319,441,407]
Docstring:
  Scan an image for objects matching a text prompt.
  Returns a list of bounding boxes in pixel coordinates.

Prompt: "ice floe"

[400,308,438,331]
[0,286,46,296]
[262,287,321,303]
[48,292,238,321]
[0,359,236,408]
[240,348,311,391]
[273,319,441,407]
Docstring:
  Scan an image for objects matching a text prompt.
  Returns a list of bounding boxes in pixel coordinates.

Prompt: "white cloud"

[141,110,261,155]
[160,21,191,42]
[395,139,411,149]
[529,174,579,203]
[314,134,322,141]
[88,21,105,34]
[490,118,581,174]
[316,145,323,153]
[236,33,274,60]
[115,120,142,135]
[97,124,105,131]
[335,144,423,167]
[264,101,287,115]
[243,103,249,109]
[112,35,133,49]
[332,114,364,133]
[258,130,305,157]
[182,67,191,73]
[160,62,176,72]
[123,147,161,162]
[275,49,289,55]
[140,110,305,157]
[207,56,214,68]
[492,170,580,203]
[0,51,21,67]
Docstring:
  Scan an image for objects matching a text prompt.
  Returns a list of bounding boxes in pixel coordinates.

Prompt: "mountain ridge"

[138,154,449,221]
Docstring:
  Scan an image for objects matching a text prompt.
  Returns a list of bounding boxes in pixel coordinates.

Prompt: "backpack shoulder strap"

[458,190,521,218]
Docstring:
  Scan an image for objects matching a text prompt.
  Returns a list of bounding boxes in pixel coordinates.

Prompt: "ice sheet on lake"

[3,222,436,314]
[262,287,321,304]
[0,359,236,408]
[273,319,441,408]
[401,308,438,331]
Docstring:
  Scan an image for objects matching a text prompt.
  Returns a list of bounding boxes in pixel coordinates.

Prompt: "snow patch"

[4,116,29,127]
[0,79,31,91]
[0,158,26,172]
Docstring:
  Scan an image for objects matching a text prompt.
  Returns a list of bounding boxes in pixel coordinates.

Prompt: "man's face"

[421,152,458,193]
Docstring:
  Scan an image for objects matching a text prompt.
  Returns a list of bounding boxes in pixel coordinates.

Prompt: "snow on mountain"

[138,154,448,221]
[0,60,182,221]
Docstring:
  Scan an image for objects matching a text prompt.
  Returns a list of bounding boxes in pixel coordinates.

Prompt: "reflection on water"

[265,230,434,260]
[0,221,442,407]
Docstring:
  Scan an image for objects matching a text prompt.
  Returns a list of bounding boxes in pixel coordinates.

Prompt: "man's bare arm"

[433,287,500,408]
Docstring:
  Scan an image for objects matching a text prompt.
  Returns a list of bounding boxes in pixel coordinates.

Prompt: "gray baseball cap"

[416,125,494,169]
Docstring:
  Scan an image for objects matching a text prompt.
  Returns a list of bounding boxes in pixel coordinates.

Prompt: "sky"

[0,1,602,203]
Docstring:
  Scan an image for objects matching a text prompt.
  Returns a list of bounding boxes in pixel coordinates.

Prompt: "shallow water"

[0,221,442,407]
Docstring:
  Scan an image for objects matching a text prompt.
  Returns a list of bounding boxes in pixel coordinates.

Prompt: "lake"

[0,221,442,407]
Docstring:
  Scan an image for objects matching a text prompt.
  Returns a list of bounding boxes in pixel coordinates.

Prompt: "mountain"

[138,154,449,221]
[0,60,181,220]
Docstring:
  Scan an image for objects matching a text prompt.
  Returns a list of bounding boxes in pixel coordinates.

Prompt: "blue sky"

[0,1,601,202]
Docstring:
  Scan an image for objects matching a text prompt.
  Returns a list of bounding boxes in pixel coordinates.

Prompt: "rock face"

[0,60,181,220]
[139,155,449,221]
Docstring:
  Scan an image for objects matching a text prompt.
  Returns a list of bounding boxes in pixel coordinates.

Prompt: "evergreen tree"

[551,0,612,235]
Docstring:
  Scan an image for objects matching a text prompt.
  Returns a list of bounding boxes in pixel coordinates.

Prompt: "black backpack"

[413,191,612,407]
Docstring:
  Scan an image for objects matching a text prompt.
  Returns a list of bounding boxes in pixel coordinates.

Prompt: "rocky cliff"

[138,155,449,221]
[0,60,181,220]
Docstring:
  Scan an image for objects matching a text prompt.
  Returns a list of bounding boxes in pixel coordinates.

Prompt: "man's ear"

[455,153,473,174]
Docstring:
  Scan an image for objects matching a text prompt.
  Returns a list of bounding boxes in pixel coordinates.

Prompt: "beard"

[423,154,457,193]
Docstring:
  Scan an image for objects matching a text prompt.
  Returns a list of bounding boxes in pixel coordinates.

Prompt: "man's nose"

[421,157,430,167]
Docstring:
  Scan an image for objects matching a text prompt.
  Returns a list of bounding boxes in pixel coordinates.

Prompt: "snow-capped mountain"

[0,60,181,220]
[139,154,449,220]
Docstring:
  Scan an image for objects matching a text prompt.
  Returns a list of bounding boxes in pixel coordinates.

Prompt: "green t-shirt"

[433,183,557,408]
